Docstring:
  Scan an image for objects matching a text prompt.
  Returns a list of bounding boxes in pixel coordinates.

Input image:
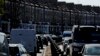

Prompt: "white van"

[10,29,37,56]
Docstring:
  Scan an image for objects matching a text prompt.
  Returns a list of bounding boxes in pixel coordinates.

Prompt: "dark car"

[68,25,100,56]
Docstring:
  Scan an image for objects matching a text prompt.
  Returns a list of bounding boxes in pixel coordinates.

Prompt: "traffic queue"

[62,25,100,56]
[1,25,100,56]
[0,29,49,56]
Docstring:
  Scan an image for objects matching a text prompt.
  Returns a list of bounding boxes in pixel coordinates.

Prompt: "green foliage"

[0,0,4,16]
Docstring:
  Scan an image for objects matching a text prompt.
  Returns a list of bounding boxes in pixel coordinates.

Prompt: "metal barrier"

[48,37,62,56]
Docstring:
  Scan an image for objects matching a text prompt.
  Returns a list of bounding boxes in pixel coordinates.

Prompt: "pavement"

[37,45,47,56]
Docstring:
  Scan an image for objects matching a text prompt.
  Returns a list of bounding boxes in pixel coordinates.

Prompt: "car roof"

[0,32,6,45]
[52,35,57,37]
[63,31,72,33]
[64,37,72,40]
[9,44,27,52]
[85,44,100,47]
[73,25,95,28]
[9,44,23,47]
[0,32,6,36]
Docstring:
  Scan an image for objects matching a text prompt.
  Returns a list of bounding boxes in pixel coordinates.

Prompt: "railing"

[48,37,63,56]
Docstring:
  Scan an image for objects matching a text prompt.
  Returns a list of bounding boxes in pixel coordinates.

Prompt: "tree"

[0,0,4,16]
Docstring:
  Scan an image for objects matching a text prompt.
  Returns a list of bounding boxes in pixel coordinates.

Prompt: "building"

[2,0,100,34]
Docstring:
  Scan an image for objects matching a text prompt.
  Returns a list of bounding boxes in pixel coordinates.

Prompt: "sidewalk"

[44,44,51,56]
[37,45,47,56]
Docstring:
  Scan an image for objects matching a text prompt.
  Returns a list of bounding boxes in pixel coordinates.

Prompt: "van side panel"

[10,29,36,52]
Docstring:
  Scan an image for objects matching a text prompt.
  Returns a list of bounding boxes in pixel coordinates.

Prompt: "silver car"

[9,44,30,56]
[80,44,100,56]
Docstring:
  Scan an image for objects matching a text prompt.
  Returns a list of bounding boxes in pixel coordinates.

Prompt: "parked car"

[79,44,100,56]
[0,32,9,56]
[9,44,30,56]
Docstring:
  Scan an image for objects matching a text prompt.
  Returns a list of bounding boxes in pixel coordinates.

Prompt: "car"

[68,25,100,56]
[79,44,100,56]
[62,31,72,52]
[51,34,62,43]
[62,31,72,41]
[63,38,71,51]
[9,44,30,56]
[0,32,9,56]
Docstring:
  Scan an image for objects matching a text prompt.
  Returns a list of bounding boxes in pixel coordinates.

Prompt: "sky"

[58,0,100,6]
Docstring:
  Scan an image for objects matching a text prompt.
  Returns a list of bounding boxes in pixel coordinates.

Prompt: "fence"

[36,25,72,34]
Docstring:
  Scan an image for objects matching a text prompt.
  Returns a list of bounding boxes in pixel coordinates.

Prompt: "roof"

[63,31,72,34]
[73,25,96,28]
[0,32,6,36]
[9,44,27,53]
[9,44,23,47]
[52,35,57,37]
[85,44,100,47]
[0,32,6,44]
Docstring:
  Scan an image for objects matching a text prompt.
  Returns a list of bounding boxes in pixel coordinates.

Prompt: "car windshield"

[9,47,20,56]
[84,46,100,55]
[63,33,71,37]
[73,27,100,43]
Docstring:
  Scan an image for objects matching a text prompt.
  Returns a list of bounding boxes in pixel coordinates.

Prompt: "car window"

[84,46,100,55]
[19,46,27,54]
[9,47,20,56]
[63,33,71,37]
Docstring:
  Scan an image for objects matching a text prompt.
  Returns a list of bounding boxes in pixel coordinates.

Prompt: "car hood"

[63,37,72,40]
[84,55,100,56]
[21,54,29,56]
